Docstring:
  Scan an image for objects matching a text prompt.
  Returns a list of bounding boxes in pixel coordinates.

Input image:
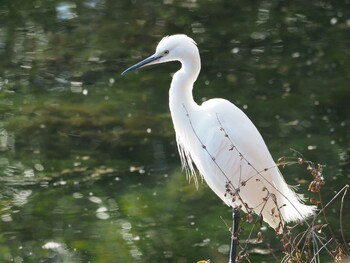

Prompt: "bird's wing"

[196,98,276,201]
[191,98,315,231]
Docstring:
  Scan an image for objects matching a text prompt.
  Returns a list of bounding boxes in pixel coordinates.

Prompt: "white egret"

[122,34,316,233]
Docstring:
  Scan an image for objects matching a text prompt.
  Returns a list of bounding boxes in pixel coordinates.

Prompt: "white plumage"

[122,34,316,233]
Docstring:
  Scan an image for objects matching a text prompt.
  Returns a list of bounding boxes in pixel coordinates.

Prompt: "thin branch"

[310,238,333,263]
[310,184,349,226]
[339,184,350,255]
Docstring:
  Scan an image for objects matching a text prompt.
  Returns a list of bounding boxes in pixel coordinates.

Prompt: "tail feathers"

[277,180,317,223]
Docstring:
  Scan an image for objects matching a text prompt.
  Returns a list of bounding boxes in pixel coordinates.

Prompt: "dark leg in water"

[229,208,240,263]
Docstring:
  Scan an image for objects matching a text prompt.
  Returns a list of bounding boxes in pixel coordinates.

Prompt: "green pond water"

[0,0,349,262]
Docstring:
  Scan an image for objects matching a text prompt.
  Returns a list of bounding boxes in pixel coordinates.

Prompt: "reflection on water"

[0,0,349,262]
[56,3,78,20]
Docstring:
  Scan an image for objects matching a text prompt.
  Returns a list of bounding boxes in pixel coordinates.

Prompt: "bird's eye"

[163,50,169,55]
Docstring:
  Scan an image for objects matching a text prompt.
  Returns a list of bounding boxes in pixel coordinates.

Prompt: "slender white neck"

[169,53,201,111]
[168,47,201,156]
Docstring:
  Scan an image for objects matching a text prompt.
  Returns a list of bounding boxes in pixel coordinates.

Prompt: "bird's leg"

[229,208,240,263]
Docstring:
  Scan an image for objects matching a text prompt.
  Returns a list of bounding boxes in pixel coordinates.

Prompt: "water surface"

[0,0,349,262]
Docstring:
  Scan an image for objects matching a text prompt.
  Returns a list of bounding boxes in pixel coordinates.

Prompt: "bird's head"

[121,34,198,75]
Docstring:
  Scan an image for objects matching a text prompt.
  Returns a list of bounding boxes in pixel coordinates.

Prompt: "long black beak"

[121,54,162,75]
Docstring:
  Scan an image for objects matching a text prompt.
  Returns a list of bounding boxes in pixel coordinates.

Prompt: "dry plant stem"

[310,238,333,262]
[291,197,340,260]
[294,216,334,259]
[314,184,350,218]
[220,216,233,233]
[340,185,350,255]
[317,192,340,251]
[229,209,240,263]
[241,193,276,254]
[316,185,350,247]
[282,159,343,259]
[301,184,350,260]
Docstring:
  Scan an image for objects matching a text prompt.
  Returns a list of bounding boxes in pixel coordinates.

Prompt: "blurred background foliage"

[0,0,349,262]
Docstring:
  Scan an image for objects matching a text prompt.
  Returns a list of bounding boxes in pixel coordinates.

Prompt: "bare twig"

[229,209,240,263]
[339,184,350,255]
[310,238,333,262]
